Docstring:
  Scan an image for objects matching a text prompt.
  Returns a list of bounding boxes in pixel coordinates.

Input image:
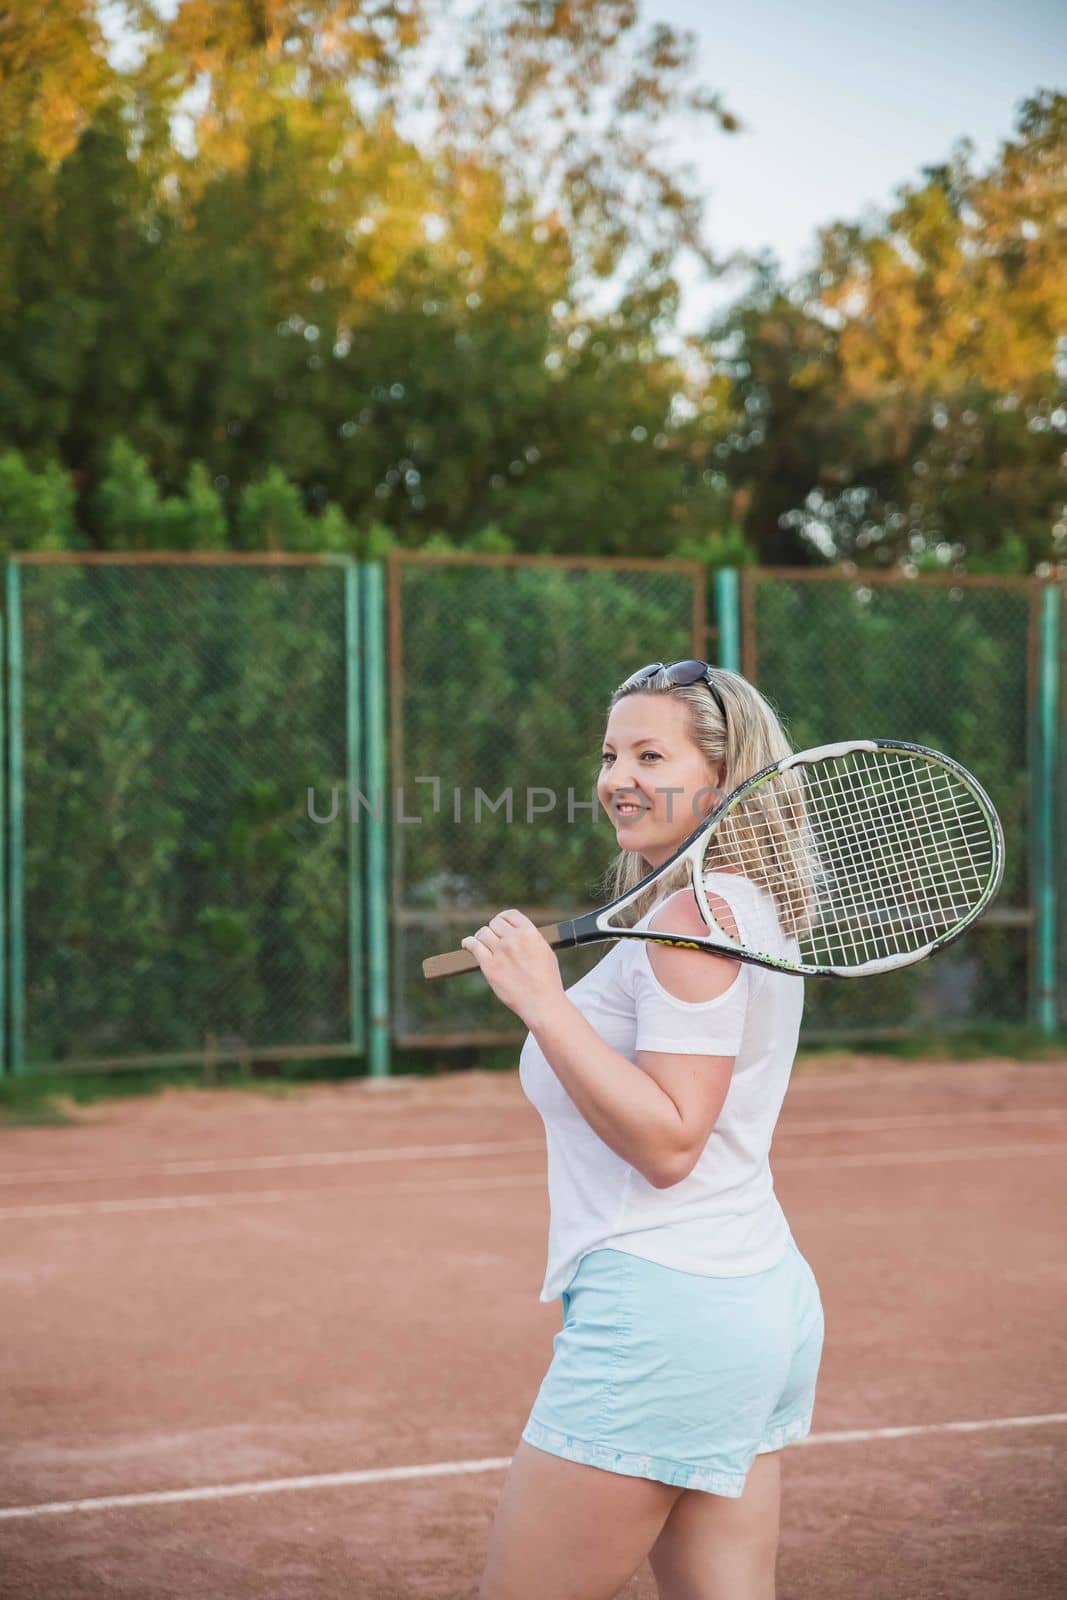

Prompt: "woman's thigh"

[478,1437,685,1600]
[648,1450,782,1600]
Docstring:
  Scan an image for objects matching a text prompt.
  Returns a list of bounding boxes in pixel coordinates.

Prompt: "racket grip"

[422,922,564,981]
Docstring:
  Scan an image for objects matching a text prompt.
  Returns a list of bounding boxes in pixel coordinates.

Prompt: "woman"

[461,660,826,1600]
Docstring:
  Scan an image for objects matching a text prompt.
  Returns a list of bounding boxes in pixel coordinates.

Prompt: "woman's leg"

[477,1437,686,1600]
[646,1448,782,1600]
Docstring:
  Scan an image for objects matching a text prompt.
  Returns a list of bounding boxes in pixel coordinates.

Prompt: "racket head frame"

[556,737,1005,979]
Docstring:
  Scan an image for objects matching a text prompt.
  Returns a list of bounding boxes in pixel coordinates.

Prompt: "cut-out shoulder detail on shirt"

[635,874,749,981]
[643,889,742,998]
[636,939,747,1012]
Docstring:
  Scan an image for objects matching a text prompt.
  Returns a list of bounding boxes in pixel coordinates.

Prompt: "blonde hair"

[593,665,818,939]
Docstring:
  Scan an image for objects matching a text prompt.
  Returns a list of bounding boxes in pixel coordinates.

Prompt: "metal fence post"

[714,568,741,672]
[5,560,22,1075]
[361,562,390,1077]
[1035,581,1061,1036]
[342,559,366,1056]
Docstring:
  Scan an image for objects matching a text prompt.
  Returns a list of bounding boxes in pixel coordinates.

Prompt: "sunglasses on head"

[616,660,728,723]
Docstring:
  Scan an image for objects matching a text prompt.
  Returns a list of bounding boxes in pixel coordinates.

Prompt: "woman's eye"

[600,752,660,763]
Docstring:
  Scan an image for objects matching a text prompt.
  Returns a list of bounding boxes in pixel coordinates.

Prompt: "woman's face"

[597,692,723,869]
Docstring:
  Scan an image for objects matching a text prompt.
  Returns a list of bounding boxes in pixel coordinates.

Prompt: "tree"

[0,1,743,555]
[705,92,1067,571]
[0,0,125,162]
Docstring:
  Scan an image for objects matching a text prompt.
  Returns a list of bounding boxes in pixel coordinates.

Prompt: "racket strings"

[809,756,993,962]
[812,758,987,900]
[814,759,987,919]
[703,750,996,968]
[796,752,991,960]
[703,775,822,942]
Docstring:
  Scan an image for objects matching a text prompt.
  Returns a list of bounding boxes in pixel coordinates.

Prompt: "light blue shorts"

[521,1235,825,1498]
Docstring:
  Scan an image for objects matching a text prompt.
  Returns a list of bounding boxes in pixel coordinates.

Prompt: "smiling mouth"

[615,803,646,818]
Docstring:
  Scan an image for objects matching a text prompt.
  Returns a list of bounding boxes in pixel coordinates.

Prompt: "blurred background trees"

[0,1,1063,572]
[710,90,1067,572]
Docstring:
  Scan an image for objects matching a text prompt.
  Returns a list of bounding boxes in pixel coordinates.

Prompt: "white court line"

[1,1413,1065,1521]
[2,1110,1065,1189]
[0,1139,548,1187]
[0,1141,1064,1220]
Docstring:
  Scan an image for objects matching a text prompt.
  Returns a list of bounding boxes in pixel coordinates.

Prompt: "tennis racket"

[421,738,1004,981]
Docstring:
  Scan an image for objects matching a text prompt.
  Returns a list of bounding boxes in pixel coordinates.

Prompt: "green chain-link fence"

[5,555,364,1072]
[387,554,708,1044]
[394,558,1061,1048]
[739,568,1060,1039]
[0,553,1059,1073]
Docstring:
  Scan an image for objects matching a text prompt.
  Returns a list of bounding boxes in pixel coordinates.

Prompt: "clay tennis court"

[1,1055,1065,1598]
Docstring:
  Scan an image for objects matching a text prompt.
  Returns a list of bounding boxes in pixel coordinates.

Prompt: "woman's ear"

[696,768,724,819]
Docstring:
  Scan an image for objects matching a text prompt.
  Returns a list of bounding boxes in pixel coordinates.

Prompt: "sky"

[640,0,1066,331]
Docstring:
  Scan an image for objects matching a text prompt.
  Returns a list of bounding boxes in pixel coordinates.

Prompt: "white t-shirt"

[519,869,804,1302]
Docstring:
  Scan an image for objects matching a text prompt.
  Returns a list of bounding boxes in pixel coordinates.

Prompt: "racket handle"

[422,922,565,981]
